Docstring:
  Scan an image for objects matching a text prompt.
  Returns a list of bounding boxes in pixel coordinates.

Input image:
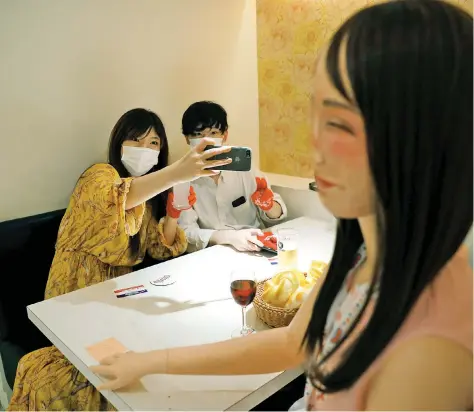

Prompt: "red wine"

[230,280,257,307]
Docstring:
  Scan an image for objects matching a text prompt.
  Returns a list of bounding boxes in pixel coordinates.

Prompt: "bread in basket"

[253,261,327,328]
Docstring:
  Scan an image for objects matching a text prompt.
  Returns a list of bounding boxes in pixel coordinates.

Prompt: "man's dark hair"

[182,101,228,136]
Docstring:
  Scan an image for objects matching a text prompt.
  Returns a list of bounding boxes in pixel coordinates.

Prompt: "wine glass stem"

[241,306,247,332]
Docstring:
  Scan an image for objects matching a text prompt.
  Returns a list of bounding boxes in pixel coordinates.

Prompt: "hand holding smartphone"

[204,145,252,172]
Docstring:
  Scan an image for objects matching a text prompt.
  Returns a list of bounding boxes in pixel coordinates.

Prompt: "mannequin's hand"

[90,351,155,391]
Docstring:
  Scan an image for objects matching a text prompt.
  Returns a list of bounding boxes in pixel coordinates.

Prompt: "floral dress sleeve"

[55,163,146,265]
[146,217,188,260]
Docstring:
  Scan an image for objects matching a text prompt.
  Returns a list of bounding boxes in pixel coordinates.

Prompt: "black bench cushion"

[0,209,65,387]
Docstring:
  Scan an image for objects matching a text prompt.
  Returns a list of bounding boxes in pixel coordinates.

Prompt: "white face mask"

[121,146,159,177]
[189,137,223,149]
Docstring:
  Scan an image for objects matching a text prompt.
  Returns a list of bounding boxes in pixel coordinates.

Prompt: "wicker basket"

[253,279,299,328]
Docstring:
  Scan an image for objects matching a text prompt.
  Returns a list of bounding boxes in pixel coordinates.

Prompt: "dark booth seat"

[0,209,65,388]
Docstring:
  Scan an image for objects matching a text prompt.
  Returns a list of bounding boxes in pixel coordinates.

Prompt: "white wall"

[274,186,334,224]
[0,0,259,221]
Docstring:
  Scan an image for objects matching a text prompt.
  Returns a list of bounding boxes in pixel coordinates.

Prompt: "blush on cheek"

[328,136,366,167]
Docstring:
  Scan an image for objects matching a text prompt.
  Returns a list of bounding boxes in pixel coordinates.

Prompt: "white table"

[27,217,336,411]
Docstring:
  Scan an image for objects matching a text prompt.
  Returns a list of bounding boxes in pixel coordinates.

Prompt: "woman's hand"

[170,138,232,183]
[90,351,159,391]
[125,138,230,210]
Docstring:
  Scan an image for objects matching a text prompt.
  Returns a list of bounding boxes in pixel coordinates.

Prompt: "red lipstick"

[314,177,337,190]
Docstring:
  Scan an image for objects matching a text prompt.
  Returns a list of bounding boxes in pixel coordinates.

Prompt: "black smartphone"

[204,145,252,172]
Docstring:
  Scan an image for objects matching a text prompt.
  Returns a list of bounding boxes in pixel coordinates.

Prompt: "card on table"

[114,284,147,298]
[86,337,129,362]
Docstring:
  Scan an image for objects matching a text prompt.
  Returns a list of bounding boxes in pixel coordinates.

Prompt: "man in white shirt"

[178,101,288,252]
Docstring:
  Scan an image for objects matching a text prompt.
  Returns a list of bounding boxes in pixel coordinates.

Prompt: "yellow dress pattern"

[7,163,188,411]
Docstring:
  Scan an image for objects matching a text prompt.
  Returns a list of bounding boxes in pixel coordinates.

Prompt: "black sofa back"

[0,209,65,388]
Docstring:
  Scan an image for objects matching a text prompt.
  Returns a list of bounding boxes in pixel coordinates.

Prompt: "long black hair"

[108,108,170,256]
[304,0,473,393]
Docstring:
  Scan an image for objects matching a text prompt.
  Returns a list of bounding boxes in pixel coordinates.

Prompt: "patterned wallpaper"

[257,0,473,177]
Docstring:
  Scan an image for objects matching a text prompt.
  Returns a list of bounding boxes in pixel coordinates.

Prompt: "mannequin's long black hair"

[304,0,473,393]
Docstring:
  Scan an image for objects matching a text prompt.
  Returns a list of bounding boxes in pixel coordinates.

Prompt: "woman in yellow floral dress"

[7,108,231,411]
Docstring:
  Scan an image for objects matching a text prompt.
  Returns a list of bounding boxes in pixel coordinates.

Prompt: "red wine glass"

[230,269,257,338]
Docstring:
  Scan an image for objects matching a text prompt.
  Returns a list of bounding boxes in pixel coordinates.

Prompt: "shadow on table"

[54,279,232,317]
